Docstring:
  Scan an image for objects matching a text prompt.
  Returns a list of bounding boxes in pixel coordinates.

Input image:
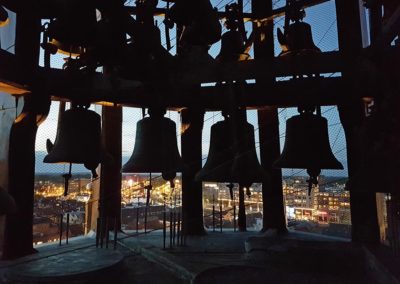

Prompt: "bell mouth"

[48,39,85,57]
[0,18,10,27]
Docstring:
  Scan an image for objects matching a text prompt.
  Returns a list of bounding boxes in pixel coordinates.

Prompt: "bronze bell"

[274,110,343,172]
[196,116,268,187]
[44,0,97,55]
[0,5,9,27]
[0,186,16,215]
[277,21,320,56]
[44,105,102,173]
[195,118,235,182]
[168,0,221,46]
[122,109,183,181]
[231,120,269,188]
[217,30,246,63]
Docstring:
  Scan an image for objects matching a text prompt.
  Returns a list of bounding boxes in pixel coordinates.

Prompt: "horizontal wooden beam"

[1,0,328,20]
[4,46,398,108]
[48,74,349,109]
[172,51,343,84]
[126,0,330,22]
[0,49,30,95]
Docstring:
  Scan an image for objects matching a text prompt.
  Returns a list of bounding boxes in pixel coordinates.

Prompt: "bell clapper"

[62,163,73,197]
[145,173,153,207]
[306,168,320,196]
[246,187,251,198]
[227,183,234,200]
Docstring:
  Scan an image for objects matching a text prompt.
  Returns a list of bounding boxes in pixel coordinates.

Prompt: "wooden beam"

[48,75,349,109]
[125,0,330,22]
[172,51,344,84]
[0,49,30,95]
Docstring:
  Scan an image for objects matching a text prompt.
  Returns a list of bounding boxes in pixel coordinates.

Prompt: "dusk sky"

[35,0,350,179]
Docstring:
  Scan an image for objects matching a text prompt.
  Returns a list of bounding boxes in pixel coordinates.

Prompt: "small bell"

[277,5,320,56]
[167,0,221,47]
[217,30,246,62]
[43,0,97,55]
[216,3,248,62]
[122,108,183,181]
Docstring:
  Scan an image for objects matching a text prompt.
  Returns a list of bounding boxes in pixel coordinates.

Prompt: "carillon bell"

[196,115,268,188]
[217,30,246,62]
[167,0,221,46]
[274,109,343,178]
[231,120,269,188]
[0,6,9,27]
[44,105,102,173]
[122,108,183,181]
[0,186,16,215]
[195,118,235,182]
[277,5,320,56]
[217,3,249,62]
[43,0,97,55]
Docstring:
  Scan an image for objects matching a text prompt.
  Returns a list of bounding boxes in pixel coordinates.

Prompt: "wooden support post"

[100,105,122,236]
[253,0,287,234]
[181,107,206,235]
[2,10,50,259]
[258,108,287,233]
[335,0,380,244]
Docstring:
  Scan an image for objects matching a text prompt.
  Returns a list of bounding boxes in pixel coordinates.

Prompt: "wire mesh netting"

[30,0,393,247]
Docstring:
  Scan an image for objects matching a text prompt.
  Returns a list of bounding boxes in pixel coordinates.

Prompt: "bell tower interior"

[0,0,399,283]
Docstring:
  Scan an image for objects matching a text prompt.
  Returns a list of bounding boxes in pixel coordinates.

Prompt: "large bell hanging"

[195,118,235,182]
[231,120,269,188]
[277,21,320,56]
[44,0,97,55]
[274,111,343,172]
[44,106,102,172]
[122,111,183,181]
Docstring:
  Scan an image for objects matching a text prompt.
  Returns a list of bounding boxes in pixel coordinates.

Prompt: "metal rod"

[181,207,185,246]
[59,213,63,246]
[233,201,237,232]
[177,211,181,246]
[105,217,110,248]
[212,194,216,232]
[163,199,166,249]
[144,206,148,234]
[136,196,139,234]
[66,213,70,245]
[96,217,100,247]
[170,208,173,249]
[100,216,104,248]
[113,217,118,250]
[173,195,177,246]
[220,199,223,233]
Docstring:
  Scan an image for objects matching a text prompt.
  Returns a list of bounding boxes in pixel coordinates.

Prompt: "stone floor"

[0,229,398,284]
